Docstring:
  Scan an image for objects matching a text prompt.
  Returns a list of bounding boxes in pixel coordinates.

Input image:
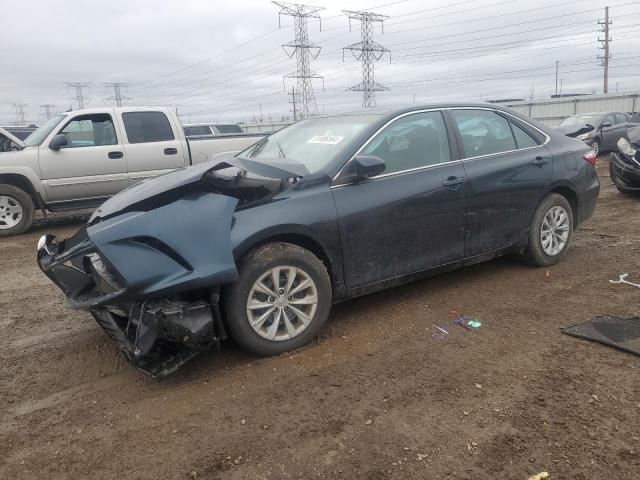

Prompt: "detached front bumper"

[36,191,240,376]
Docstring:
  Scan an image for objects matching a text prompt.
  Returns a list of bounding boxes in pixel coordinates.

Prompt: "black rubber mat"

[561,316,640,356]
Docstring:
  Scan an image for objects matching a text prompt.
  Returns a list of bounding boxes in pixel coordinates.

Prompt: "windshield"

[559,114,603,128]
[23,114,66,146]
[238,115,379,174]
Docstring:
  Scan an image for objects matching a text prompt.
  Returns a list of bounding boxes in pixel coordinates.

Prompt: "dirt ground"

[1,160,639,480]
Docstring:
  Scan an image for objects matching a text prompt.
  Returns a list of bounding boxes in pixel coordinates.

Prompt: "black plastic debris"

[561,316,640,357]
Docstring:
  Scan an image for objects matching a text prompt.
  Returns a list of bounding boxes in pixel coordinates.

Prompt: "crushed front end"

[37,190,239,377]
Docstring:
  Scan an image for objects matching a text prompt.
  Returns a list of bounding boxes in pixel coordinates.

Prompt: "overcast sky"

[1,0,639,125]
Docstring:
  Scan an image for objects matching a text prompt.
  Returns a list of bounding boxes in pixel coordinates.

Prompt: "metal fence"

[495,92,640,126]
[242,121,291,134]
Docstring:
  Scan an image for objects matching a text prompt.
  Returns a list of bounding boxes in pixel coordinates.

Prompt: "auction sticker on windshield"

[308,135,344,145]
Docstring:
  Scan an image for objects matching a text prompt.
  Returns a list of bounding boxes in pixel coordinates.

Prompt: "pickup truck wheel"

[522,193,574,267]
[0,184,34,237]
[223,242,332,356]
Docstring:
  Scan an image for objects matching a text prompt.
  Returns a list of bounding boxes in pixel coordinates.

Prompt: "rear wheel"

[223,242,332,356]
[523,193,573,266]
[0,184,34,237]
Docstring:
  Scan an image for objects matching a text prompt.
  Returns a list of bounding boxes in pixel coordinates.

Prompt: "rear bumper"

[575,169,600,227]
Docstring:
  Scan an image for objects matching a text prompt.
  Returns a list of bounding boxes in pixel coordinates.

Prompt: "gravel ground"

[1,161,639,479]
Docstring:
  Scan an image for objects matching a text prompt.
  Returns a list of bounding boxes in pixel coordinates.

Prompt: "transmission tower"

[40,104,57,120]
[65,82,91,109]
[343,10,390,108]
[273,2,324,120]
[12,103,28,126]
[104,82,131,107]
[598,6,612,94]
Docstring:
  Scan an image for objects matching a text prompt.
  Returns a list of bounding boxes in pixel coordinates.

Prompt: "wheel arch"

[548,185,578,229]
[0,173,39,204]
[233,228,338,287]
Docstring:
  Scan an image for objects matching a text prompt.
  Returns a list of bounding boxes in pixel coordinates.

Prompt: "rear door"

[331,110,467,287]
[38,111,128,202]
[119,110,188,185]
[447,108,552,257]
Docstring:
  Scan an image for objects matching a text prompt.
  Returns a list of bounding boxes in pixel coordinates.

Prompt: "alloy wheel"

[540,205,570,256]
[246,266,318,341]
[0,195,23,229]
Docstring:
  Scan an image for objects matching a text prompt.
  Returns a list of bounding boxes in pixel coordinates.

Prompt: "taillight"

[582,150,597,166]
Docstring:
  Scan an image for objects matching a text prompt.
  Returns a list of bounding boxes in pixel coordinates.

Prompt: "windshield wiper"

[276,141,287,159]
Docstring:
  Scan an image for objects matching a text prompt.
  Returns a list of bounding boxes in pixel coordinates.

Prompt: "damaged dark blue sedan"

[38,104,600,376]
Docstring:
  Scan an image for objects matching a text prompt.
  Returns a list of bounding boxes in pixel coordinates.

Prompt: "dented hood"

[90,156,308,222]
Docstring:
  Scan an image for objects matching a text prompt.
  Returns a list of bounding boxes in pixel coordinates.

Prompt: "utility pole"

[104,82,131,107]
[65,82,91,109]
[274,2,324,120]
[12,103,28,126]
[40,104,56,120]
[598,6,612,94]
[343,10,390,108]
[555,60,559,96]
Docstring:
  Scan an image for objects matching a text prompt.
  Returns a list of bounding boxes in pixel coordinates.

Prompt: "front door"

[38,112,128,202]
[448,108,552,257]
[331,110,467,288]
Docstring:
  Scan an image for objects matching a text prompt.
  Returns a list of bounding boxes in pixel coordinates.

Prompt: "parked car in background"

[37,103,599,376]
[183,123,245,137]
[555,111,638,155]
[609,125,640,193]
[2,125,38,140]
[0,126,25,152]
[0,107,264,236]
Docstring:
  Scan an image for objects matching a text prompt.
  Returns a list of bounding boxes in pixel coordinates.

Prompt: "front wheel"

[223,242,332,356]
[591,139,601,156]
[523,193,574,267]
[0,184,34,237]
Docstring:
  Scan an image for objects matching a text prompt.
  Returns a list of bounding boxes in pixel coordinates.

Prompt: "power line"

[274,1,325,119]
[104,82,131,107]
[343,10,390,107]
[598,6,612,93]
[64,82,91,109]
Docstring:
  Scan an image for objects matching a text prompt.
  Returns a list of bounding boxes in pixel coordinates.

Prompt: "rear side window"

[122,112,175,144]
[452,109,516,158]
[615,113,628,124]
[510,122,539,149]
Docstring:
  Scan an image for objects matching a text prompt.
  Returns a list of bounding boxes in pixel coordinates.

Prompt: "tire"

[0,184,34,237]
[591,139,601,156]
[223,242,332,356]
[523,193,574,267]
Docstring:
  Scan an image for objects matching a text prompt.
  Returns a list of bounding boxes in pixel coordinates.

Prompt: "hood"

[90,156,305,222]
[0,127,26,149]
[555,124,594,137]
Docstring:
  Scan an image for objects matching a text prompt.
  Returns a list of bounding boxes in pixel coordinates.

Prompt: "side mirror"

[50,134,69,150]
[342,155,386,184]
[600,122,612,129]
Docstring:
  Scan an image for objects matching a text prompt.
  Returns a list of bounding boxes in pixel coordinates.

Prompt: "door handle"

[108,151,123,159]
[532,156,549,167]
[442,176,466,188]
[164,148,178,155]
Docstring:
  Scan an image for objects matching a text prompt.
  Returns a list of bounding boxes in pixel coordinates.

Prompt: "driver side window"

[59,114,118,148]
[360,111,451,176]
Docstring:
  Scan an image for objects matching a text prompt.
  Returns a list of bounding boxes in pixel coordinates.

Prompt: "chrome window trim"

[330,108,447,189]
[330,106,551,189]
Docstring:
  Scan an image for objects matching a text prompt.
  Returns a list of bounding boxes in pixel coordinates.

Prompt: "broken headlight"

[86,253,123,293]
[617,137,637,158]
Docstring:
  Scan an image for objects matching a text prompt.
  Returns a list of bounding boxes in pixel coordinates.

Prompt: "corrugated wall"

[498,92,640,126]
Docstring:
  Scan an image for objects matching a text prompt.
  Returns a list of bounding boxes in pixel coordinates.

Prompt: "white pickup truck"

[0,106,265,236]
